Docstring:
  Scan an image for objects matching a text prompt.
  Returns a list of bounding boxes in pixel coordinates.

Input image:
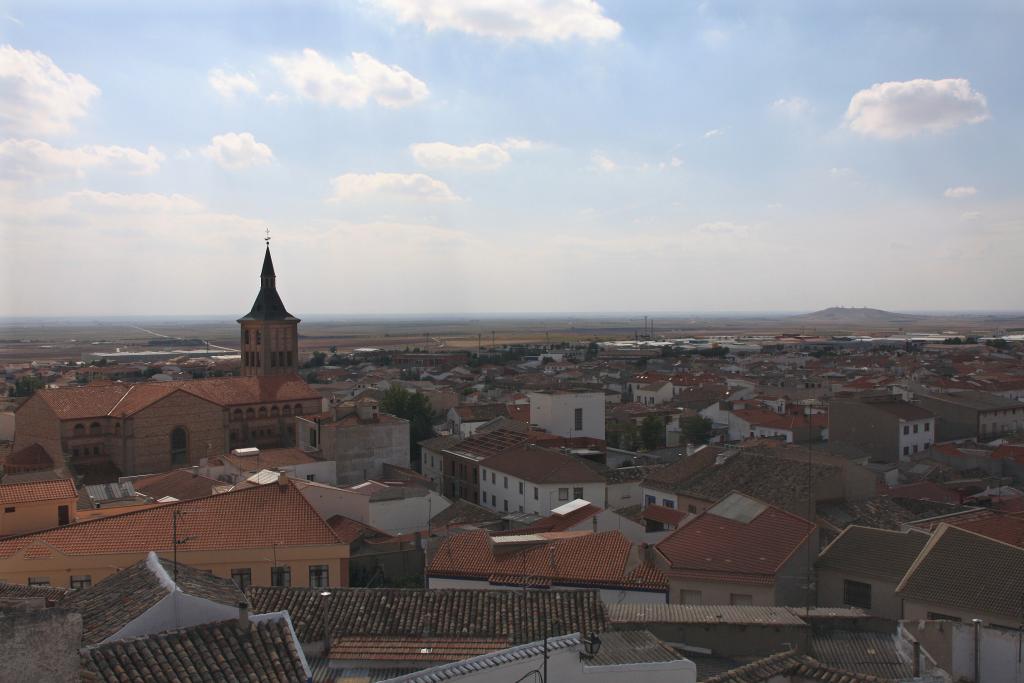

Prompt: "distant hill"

[786,307,928,324]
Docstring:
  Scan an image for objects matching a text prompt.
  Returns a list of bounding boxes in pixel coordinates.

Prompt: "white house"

[478,445,606,516]
[528,390,605,440]
[634,382,674,406]
[294,478,450,536]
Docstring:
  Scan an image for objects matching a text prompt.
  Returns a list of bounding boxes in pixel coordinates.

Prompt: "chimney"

[191,465,198,478]
[238,601,250,630]
[277,471,289,488]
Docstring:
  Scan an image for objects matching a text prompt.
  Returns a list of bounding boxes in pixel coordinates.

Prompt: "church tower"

[238,237,299,377]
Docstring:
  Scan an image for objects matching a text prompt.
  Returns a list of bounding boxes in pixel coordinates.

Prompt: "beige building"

[0,479,78,537]
[0,477,348,591]
[815,525,929,620]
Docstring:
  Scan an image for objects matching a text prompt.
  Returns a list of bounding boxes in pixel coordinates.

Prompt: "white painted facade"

[634,383,674,406]
[295,479,450,536]
[478,466,605,517]
[898,417,934,460]
[528,391,606,440]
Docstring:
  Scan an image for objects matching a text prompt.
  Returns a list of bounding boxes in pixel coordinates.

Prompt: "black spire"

[238,244,298,322]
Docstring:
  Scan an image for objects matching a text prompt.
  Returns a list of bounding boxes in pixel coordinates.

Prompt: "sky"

[1,0,1022,317]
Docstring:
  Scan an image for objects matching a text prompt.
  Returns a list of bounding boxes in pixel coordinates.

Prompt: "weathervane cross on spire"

[265,227,271,245]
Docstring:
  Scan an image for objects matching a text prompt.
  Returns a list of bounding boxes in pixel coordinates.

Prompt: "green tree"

[679,415,713,446]
[12,375,45,397]
[304,351,327,368]
[380,385,436,467]
[640,415,664,451]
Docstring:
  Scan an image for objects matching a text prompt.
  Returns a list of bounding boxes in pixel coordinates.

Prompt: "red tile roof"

[327,515,391,544]
[492,502,602,535]
[0,478,77,505]
[656,492,815,585]
[27,374,319,420]
[947,511,1024,548]
[2,443,55,473]
[329,635,509,663]
[131,469,222,502]
[643,504,687,527]
[0,481,340,558]
[482,445,605,485]
[428,529,666,592]
[506,404,531,423]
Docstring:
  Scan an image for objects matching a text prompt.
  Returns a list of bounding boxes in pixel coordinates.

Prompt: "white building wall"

[105,592,239,644]
[528,392,605,440]
[367,492,450,536]
[641,486,680,511]
[897,417,934,460]
[478,469,605,516]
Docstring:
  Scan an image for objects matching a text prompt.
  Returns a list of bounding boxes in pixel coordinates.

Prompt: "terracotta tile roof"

[896,523,1024,619]
[482,445,605,484]
[506,403,531,423]
[643,503,687,526]
[642,447,722,494]
[445,428,532,460]
[247,586,608,644]
[0,478,77,505]
[491,502,602,535]
[29,374,319,421]
[428,529,666,592]
[80,614,309,682]
[2,443,55,473]
[131,469,221,501]
[220,447,319,470]
[608,604,807,626]
[453,404,507,422]
[329,635,509,663]
[327,515,391,544]
[946,511,1024,547]
[0,481,339,558]
[816,526,930,584]
[0,581,70,602]
[62,553,245,644]
[656,492,815,584]
[702,649,893,683]
[885,481,961,505]
[429,499,504,529]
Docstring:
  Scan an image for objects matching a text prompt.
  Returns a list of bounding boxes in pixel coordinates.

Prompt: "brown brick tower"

[238,238,299,377]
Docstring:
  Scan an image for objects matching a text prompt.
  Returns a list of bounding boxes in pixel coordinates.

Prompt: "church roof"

[238,246,299,322]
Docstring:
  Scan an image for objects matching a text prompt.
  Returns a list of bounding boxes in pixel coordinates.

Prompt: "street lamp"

[579,633,602,660]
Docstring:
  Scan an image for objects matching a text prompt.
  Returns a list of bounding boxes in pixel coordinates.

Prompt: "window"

[503,500,508,512]
[170,427,188,466]
[843,579,872,609]
[28,577,50,587]
[306,474,316,482]
[903,425,909,435]
[573,487,583,499]
[574,407,583,432]
[913,424,919,433]
[89,422,101,435]
[533,487,539,500]
[271,565,291,587]
[688,504,697,514]
[491,472,496,484]
[663,499,675,509]
[558,488,569,501]
[287,351,293,367]
[294,404,303,415]
[924,422,930,432]
[3,506,14,513]
[680,589,702,604]
[503,476,508,489]
[73,423,85,437]
[519,482,524,494]
[231,568,252,591]
[58,505,69,526]
[645,495,656,506]
[903,446,909,456]
[245,330,250,345]
[309,428,318,449]
[309,565,330,588]
[70,575,92,590]
[927,612,962,622]
[72,448,79,458]
[283,404,292,416]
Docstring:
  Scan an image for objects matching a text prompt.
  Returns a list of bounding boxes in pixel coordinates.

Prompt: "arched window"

[294,404,303,415]
[73,423,85,437]
[89,422,101,435]
[258,406,268,418]
[282,405,292,416]
[245,408,255,420]
[233,408,243,422]
[271,406,280,417]
[114,423,121,436]
[170,427,188,466]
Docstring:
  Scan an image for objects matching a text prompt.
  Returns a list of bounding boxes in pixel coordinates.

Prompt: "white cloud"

[829,167,855,178]
[0,44,100,135]
[590,151,617,172]
[845,78,990,139]
[201,132,274,170]
[62,190,205,213]
[0,138,164,179]
[271,49,428,109]
[208,68,258,98]
[367,0,620,42]
[771,96,810,117]
[410,138,538,171]
[703,128,723,139]
[329,172,460,202]
[944,185,977,199]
